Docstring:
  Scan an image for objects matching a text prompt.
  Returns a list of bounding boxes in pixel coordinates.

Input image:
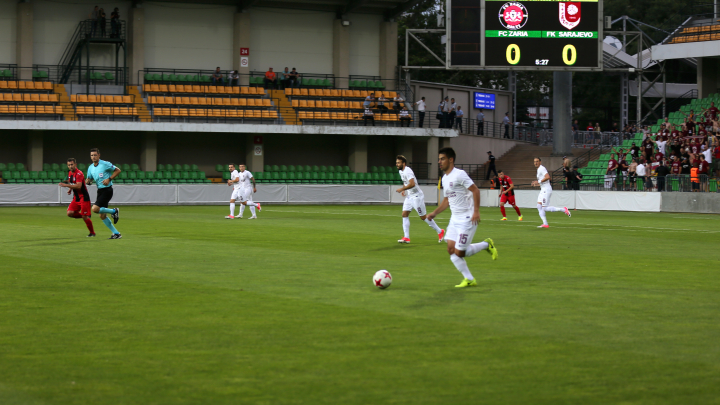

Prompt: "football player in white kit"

[237,164,261,219]
[531,158,571,228]
[225,164,261,219]
[395,155,445,243]
[427,148,498,288]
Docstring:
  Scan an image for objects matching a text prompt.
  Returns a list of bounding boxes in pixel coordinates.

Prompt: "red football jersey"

[499,175,514,196]
[68,169,91,202]
[671,161,681,174]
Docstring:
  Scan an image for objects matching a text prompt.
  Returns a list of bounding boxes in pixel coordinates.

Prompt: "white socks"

[537,203,548,225]
[230,203,235,216]
[425,218,442,234]
[250,205,256,216]
[545,206,562,212]
[240,204,246,217]
[246,202,257,207]
[450,254,474,280]
[465,241,489,257]
[402,217,410,238]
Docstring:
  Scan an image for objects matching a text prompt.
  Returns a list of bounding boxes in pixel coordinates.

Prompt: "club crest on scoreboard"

[498,2,528,31]
[559,2,581,30]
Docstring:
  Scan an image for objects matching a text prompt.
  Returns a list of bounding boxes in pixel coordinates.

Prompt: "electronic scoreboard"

[448,0,603,70]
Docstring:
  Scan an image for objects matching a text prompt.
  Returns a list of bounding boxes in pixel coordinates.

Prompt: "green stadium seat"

[42,163,50,171]
[348,172,357,184]
[327,166,335,173]
[77,163,87,171]
[309,172,318,184]
[264,165,272,172]
[197,171,208,183]
[319,165,327,172]
[128,171,137,181]
[7,163,16,170]
[312,165,319,172]
[16,163,25,171]
[327,172,335,183]
[370,166,378,173]
[272,165,280,172]
[280,165,288,172]
[287,172,297,183]
[136,171,147,182]
[157,164,166,171]
[340,172,349,184]
[254,172,264,183]
[288,165,296,172]
[318,172,327,183]
[342,166,350,173]
[130,164,139,171]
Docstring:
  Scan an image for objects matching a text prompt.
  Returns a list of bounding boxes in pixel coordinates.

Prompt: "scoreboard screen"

[447,0,602,70]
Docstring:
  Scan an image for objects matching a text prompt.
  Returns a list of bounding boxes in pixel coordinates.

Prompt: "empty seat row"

[298,111,411,121]
[0,81,54,91]
[148,96,272,107]
[143,84,266,95]
[0,93,59,103]
[0,163,26,171]
[291,100,404,109]
[76,107,139,116]
[71,95,133,104]
[257,165,397,174]
[680,25,720,33]
[253,171,401,184]
[153,108,279,118]
[669,34,720,44]
[3,170,70,183]
[144,73,214,83]
[116,170,210,184]
[285,88,397,98]
[0,105,63,114]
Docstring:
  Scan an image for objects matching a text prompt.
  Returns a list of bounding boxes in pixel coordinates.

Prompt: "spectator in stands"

[399,106,411,127]
[476,109,484,135]
[99,8,107,37]
[569,165,583,190]
[393,94,404,112]
[90,6,99,37]
[641,136,654,162]
[376,93,388,113]
[110,8,120,38]
[441,97,450,128]
[605,153,618,189]
[572,120,579,143]
[562,158,571,190]
[617,153,629,190]
[691,162,700,192]
[436,100,444,128]
[448,98,457,125]
[699,155,709,191]
[455,106,463,132]
[211,67,224,85]
[363,107,375,126]
[415,97,426,128]
[636,159,647,190]
[485,151,497,180]
[628,158,638,190]
[229,70,239,86]
[288,68,299,88]
[503,112,510,138]
[629,142,640,160]
[280,67,290,89]
[264,68,277,89]
[586,122,594,131]
[655,160,670,191]
[363,93,375,109]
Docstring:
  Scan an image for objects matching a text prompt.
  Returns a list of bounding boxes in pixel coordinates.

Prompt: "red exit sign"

[240,48,249,56]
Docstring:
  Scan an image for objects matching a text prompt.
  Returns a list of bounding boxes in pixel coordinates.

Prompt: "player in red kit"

[498,170,522,221]
[59,158,95,237]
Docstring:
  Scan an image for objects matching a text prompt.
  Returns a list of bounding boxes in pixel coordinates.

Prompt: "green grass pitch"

[1,205,719,404]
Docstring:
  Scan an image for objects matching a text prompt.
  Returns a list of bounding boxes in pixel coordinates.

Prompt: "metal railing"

[408,163,431,180]
[547,173,719,192]
[58,19,126,84]
[455,164,486,181]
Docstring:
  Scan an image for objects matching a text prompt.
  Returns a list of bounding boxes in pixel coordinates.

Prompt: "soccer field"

[1,205,719,404]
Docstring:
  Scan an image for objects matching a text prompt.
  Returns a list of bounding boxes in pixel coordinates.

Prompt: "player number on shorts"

[562,45,577,65]
[506,44,520,65]
[459,234,468,244]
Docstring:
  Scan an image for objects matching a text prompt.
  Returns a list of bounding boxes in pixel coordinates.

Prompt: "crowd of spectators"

[597,106,719,191]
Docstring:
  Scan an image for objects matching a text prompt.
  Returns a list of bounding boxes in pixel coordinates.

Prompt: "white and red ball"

[373,270,392,289]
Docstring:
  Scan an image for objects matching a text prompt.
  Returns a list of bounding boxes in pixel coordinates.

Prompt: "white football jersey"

[399,166,422,197]
[230,170,242,190]
[441,168,475,215]
[536,165,551,191]
[239,170,254,189]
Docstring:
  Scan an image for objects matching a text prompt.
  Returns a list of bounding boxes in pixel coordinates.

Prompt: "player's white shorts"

[241,188,253,202]
[537,188,552,207]
[445,214,477,251]
[231,188,243,201]
[402,195,427,216]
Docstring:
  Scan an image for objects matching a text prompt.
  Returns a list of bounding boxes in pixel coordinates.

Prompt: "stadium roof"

[140,0,422,19]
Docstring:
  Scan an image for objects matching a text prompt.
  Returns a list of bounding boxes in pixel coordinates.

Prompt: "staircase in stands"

[54,84,76,121]
[269,89,297,125]
[128,86,152,122]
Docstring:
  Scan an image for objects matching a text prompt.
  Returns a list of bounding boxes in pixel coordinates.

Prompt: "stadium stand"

[0,81,64,119]
[221,165,403,185]
[667,24,720,44]
[0,162,211,184]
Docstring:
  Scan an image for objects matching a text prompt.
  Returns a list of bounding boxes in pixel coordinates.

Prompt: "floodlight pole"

[552,72,573,157]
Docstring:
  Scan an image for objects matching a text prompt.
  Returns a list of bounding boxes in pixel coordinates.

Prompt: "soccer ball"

[373,270,392,289]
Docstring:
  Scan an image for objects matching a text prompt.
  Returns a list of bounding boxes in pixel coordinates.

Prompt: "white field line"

[266,209,720,233]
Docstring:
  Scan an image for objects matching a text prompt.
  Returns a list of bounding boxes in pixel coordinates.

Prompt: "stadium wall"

[0,0,16,64]
[409,81,514,126]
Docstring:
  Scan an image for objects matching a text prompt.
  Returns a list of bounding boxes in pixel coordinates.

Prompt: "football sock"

[70,212,83,219]
[424,218,442,234]
[230,203,235,216]
[402,217,410,238]
[240,204,246,216]
[500,206,506,217]
[546,206,562,212]
[245,202,257,207]
[450,254,474,280]
[83,217,95,233]
[250,206,256,216]
[99,207,115,215]
[514,206,522,216]
[465,241,489,257]
[537,203,548,225]
[102,217,119,234]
